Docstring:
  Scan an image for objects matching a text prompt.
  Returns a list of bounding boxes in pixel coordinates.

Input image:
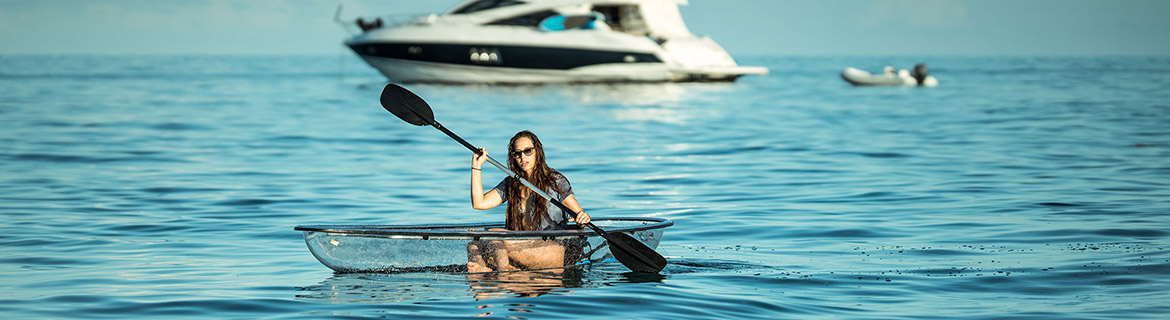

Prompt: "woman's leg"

[491,240,515,271]
[505,240,565,270]
[470,231,567,272]
[485,228,516,271]
[466,240,494,273]
[467,228,515,273]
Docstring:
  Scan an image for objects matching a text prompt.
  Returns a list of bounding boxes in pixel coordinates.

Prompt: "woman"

[467,130,591,272]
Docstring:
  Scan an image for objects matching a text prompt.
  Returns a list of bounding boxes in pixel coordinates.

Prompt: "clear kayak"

[294,217,673,273]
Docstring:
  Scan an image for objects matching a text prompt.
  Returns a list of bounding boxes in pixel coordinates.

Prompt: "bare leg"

[481,228,517,271]
[468,228,518,273]
[468,229,566,272]
[504,240,565,270]
[492,240,516,271]
[466,241,494,273]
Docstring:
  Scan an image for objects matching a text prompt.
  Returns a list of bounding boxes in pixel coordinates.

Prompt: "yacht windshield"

[487,10,556,27]
[452,0,526,14]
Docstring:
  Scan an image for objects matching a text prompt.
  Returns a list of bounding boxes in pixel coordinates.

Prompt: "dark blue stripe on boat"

[349,43,661,70]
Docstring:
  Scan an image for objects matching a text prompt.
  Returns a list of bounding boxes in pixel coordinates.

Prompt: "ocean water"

[1,54,1168,319]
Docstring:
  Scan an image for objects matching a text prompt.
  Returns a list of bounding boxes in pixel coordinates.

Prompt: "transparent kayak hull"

[294,217,672,273]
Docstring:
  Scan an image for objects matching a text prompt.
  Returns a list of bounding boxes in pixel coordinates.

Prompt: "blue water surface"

[1,54,1169,319]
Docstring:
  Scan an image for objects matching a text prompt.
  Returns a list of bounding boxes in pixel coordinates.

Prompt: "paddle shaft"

[430,122,612,236]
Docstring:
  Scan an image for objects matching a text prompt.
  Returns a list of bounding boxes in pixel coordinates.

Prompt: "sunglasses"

[510,147,535,158]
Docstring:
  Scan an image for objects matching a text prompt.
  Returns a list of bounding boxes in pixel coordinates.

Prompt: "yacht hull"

[358,55,677,83]
[349,40,678,83]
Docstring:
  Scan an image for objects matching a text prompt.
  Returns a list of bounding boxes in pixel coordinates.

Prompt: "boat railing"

[337,14,436,35]
[333,4,436,35]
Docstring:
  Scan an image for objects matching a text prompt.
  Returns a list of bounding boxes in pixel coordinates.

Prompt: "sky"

[1,0,1168,56]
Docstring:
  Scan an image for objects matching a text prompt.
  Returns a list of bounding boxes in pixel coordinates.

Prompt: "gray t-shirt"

[493,175,574,230]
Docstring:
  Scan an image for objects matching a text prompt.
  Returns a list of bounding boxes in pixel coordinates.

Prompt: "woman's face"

[511,137,537,174]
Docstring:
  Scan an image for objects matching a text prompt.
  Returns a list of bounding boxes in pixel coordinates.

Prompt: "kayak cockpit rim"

[293,217,673,239]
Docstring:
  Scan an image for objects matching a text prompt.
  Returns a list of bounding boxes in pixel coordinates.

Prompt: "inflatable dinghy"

[841,64,937,86]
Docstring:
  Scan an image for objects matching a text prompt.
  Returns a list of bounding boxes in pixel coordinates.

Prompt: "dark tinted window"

[452,0,525,14]
[486,10,556,27]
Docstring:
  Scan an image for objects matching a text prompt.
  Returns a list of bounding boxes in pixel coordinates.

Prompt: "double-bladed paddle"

[379,83,667,273]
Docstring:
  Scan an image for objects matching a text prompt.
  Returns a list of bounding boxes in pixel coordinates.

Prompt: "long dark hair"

[505,130,568,231]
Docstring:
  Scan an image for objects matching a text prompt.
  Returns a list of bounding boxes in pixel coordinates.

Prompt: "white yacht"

[340,0,767,83]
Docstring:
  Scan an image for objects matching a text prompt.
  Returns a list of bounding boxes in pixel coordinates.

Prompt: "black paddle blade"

[380,83,435,126]
[602,231,667,273]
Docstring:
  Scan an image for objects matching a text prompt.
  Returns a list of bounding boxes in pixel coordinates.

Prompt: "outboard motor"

[912,63,929,86]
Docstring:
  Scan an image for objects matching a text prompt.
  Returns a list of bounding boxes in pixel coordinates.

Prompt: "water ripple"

[2,55,1169,319]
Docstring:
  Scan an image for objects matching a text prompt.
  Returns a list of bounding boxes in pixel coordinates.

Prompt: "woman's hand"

[573,210,591,225]
[472,148,488,169]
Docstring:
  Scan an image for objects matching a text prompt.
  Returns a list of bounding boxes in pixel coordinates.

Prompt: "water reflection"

[297,267,566,303]
[296,266,666,304]
[465,269,585,300]
[407,82,738,106]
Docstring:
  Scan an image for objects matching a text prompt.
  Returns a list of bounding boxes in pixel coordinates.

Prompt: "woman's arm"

[561,194,590,225]
[471,148,503,210]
